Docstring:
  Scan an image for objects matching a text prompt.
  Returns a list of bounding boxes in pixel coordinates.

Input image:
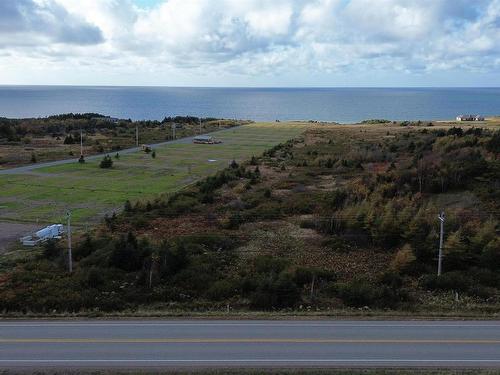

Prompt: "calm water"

[0,86,499,123]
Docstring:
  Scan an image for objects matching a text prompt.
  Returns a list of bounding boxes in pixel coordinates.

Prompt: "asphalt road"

[0,126,239,175]
[1,320,500,369]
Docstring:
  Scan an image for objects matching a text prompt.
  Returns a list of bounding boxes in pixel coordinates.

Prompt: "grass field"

[0,122,308,225]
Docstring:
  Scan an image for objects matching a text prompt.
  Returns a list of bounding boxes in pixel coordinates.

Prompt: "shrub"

[206,279,238,300]
[420,271,471,292]
[108,233,150,272]
[124,200,133,212]
[167,194,199,215]
[390,244,416,273]
[84,267,105,288]
[64,134,74,144]
[487,131,500,154]
[336,279,383,307]
[99,155,113,168]
[283,194,315,214]
[249,272,301,310]
[73,234,95,261]
[243,201,282,222]
[43,240,61,260]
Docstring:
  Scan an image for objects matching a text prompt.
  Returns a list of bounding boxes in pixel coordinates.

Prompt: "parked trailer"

[193,135,222,144]
[20,224,64,246]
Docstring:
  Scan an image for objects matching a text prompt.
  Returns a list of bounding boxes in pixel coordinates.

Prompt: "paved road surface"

[1,320,500,369]
[0,126,239,175]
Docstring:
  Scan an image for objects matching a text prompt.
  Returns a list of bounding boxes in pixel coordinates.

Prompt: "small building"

[91,116,119,123]
[456,114,484,122]
[193,135,222,144]
[20,224,64,246]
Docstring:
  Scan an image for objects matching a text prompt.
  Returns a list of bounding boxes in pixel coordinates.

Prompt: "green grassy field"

[0,123,307,225]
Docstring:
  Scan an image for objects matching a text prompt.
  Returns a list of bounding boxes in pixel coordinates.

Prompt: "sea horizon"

[1,86,499,123]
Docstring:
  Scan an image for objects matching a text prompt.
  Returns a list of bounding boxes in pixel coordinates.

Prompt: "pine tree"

[100,155,113,168]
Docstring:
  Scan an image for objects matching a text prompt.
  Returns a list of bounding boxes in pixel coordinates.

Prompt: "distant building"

[92,116,119,123]
[456,115,485,122]
[193,135,222,144]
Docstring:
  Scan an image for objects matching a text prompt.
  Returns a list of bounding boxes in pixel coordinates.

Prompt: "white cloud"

[0,0,499,85]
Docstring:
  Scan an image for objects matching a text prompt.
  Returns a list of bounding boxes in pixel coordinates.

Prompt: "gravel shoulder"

[0,222,39,253]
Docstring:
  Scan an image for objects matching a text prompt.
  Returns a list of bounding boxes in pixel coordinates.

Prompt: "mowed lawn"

[0,122,308,225]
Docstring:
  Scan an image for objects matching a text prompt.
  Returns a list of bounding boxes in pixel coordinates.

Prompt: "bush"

[420,271,471,292]
[108,233,150,272]
[166,193,199,215]
[487,131,500,154]
[99,155,113,168]
[336,279,382,307]
[243,201,282,222]
[124,200,133,212]
[249,272,301,310]
[206,279,238,300]
[84,267,105,288]
[64,134,75,144]
[43,240,61,260]
[390,244,416,273]
[73,234,95,261]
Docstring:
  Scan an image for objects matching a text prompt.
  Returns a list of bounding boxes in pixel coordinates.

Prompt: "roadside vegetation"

[0,122,499,315]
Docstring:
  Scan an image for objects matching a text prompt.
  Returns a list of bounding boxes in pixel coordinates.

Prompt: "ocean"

[0,86,498,123]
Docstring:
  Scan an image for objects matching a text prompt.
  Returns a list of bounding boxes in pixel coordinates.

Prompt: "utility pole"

[199,118,202,134]
[78,127,85,163]
[437,211,445,276]
[172,123,176,140]
[80,127,83,157]
[66,211,73,273]
[310,274,316,301]
[135,125,139,147]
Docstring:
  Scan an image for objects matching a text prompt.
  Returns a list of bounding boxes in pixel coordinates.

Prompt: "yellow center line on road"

[1,338,500,344]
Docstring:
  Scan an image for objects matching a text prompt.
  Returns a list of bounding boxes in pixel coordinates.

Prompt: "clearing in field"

[0,122,308,226]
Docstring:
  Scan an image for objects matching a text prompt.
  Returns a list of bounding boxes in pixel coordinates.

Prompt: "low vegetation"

[0,113,245,168]
[0,122,499,315]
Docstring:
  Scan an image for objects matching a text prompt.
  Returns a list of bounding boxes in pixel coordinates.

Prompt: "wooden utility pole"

[437,211,445,276]
[310,274,316,301]
[80,128,83,157]
[135,125,139,147]
[67,211,73,273]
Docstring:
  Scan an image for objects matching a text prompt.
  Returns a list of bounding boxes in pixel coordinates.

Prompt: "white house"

[456,115,484,122]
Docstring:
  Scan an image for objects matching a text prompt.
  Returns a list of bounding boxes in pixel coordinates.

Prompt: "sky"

[0,0,499,87]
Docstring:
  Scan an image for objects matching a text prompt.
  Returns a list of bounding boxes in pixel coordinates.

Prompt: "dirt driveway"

[0,222,39,253]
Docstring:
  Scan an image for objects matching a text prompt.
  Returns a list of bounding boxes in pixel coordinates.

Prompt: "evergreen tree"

[99,155,113,168]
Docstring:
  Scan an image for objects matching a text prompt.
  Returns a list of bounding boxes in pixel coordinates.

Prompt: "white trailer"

[20,224,64,246]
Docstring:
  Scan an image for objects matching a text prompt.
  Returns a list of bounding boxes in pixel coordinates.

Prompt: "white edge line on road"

[1,323,500,328]
[2,359,500,363]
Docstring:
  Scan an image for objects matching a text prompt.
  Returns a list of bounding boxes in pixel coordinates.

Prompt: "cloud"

[0,0,104,48]
[0,0,499,84]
